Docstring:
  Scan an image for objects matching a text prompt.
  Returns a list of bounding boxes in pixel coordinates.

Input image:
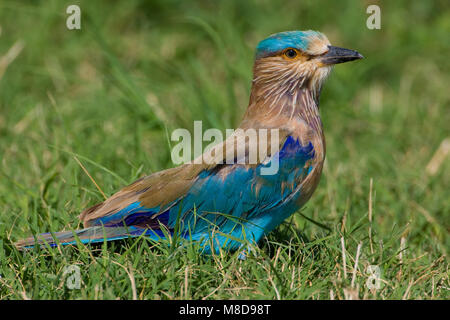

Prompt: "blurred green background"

[0,0,448,299]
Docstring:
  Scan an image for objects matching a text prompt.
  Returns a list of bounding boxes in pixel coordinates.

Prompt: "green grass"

[0,0,449,299]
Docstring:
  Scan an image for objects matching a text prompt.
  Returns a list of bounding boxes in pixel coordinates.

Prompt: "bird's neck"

[243,79,324,137]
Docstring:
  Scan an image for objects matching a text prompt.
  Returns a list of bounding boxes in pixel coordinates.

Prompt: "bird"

[16,30,363,254]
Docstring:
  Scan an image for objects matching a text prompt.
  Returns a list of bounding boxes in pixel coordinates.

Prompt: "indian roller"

[16,31,363,253]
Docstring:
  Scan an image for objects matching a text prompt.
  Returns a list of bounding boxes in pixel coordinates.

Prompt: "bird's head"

[252,30,363,99]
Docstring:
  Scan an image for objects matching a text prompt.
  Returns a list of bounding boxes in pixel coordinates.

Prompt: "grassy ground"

[0,0,448,299]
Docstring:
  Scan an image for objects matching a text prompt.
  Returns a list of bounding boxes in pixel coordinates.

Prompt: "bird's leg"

[237,243,258,260]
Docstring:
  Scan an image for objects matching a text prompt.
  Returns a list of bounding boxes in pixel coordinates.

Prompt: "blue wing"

[17,136,315,250]
[87,136,314,248]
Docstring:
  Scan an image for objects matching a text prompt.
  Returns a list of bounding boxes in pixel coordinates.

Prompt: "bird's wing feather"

[79,123,315,234]
[79,163,202,226]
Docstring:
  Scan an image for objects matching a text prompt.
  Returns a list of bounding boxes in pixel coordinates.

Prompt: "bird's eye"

[284,48,298,59]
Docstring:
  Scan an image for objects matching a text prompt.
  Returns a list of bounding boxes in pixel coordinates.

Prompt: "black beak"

[319,45,363,65]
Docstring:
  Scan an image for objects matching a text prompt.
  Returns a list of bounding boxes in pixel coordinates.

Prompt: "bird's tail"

[15,226,150,249]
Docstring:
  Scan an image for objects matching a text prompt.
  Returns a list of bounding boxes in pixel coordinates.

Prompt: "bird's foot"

[237,244,258,260]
